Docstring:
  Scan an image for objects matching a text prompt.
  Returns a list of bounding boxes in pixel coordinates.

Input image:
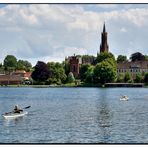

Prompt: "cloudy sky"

[0,4,148,65]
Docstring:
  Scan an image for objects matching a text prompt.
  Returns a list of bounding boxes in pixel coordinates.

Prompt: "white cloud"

[120,27,127,33]
[95,4,118,9]
[0,4,148,65]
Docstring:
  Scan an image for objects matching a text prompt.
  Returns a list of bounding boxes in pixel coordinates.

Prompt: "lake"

[0,87,148,143]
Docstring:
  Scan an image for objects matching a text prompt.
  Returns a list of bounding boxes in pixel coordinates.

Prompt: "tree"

[4,55,17,71]
[93,60,117,84]
[67,72,75,83]
[62,61,70,76]
[130,52,145,62]
[47,62,67,85]
[144,73,148,83]
[85,65,94,83]
[124,72,132,83]
[17,60,32,71]
[117,55,127,63]
[134,73,143,83]
[79,64,91,81]
[116,73,124,83]
[96,52,115,63]
[82,55,96,64]
[31,61,51,82]
[144,55,148,61]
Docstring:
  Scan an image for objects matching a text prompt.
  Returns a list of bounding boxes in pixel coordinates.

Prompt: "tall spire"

[100,22,109,53]
[103,22,106,33]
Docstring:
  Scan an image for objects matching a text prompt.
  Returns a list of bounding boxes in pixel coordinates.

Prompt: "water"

[0,87,148,143]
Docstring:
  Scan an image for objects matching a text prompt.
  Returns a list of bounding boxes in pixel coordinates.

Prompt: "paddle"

[23,106,31,109]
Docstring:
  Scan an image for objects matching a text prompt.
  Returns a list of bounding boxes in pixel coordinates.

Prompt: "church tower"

[100,22,109,53]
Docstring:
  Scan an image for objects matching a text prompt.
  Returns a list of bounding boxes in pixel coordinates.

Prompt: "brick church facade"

[66,23,109,77]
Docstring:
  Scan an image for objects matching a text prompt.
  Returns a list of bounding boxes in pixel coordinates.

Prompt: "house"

[0,70,32,85]
[117,61,148,78]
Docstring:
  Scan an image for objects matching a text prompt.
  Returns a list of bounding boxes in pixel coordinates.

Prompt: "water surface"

[0,87,148,143]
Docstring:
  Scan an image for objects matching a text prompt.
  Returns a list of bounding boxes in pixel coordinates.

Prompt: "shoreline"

[0,83,147,88]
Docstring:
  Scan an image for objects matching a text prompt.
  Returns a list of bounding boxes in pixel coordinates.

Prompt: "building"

[117,61,148,78]
[100,22,109,53]
[66,54,82,77]
[66,23,108,78]
[0,70,32,85]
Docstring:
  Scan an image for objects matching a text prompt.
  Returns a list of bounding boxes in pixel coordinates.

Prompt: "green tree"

[134,73,143,83]
[116,73,124,83]
[124,72,132,83]
[62,61,70,76]
[4,55,17,71]
[85,65,94,83]
[96,52,115,63]
[17,60,32,71]
[144,55,148,61]
[117,55,127,63]
[93,60,117,84]
[31,61,51,82]
[82,55,96,64]
[79,64,91,81]
[47,62,67,85]
[67,72,75,83]
[144,73,148,84]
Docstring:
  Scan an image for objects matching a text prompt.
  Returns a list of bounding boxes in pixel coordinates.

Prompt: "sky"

[0,4,148,66]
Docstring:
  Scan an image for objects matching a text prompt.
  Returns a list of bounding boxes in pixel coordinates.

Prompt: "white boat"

[120,95,129,101]
[2,111,28,119]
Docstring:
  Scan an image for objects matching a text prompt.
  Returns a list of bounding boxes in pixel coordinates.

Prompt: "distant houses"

[0,70,32,85]
[117,61,148,78]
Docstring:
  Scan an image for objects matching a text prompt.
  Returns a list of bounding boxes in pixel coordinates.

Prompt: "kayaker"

[13,105,23,113]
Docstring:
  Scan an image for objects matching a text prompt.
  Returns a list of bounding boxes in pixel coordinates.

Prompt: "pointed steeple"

[103,22,106,33]
[100,22,109,53]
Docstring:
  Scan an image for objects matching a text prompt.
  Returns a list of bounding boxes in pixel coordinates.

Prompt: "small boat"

[2,111,28,119]
[120,95,129,101]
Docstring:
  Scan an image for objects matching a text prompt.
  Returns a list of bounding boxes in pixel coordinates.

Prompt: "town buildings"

[66,22,109,77]
[66,22,148,79]
[0,70,32,85]
[117,61,148,78]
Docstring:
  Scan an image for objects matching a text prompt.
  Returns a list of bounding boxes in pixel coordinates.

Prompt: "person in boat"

[13,105,23,113]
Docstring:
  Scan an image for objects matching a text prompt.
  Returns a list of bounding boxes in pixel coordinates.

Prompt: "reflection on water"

[3,116,24,127]
[97,89,112,143]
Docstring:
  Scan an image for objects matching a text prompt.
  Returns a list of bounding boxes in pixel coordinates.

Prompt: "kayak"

[2,111,28,119]
[120,96,129,101]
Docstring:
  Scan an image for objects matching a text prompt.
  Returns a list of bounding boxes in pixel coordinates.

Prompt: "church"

[66,23,148,79]
[65,23,109,77]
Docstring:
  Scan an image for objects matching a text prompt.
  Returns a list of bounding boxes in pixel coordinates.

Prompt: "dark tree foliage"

[130,52,145,62]
[144,73,148,83]
[117,55,127,63]
[31,61,51,82]
[79,64,91,81]
[62,61,70,76]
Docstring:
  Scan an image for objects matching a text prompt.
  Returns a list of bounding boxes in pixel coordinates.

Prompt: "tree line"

[1,52,148,85]
[0,55,32,73]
